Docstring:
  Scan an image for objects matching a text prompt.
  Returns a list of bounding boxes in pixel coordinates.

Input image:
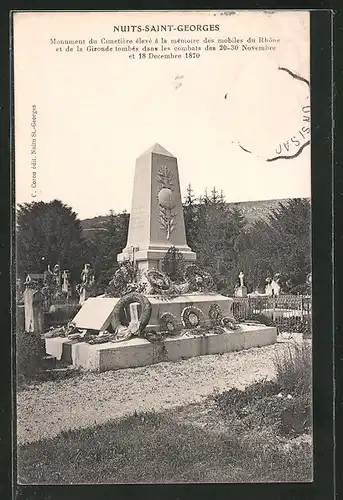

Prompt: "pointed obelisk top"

[139,143,176,158]
[117,142,196,271]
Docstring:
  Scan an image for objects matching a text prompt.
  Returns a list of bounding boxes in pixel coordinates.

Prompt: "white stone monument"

[48,143,277,372]
[117,143,196,272]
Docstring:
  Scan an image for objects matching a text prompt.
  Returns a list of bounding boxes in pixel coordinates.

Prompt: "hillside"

[229,198,296,225]
[80,198,310,237]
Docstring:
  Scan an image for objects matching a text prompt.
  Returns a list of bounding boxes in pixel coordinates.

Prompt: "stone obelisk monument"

[117,143,196,272]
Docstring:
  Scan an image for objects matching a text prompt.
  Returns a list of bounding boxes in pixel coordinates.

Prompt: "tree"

[184,187,247,291]
[183,183,198,250]
[235,198,311,292]
[16,199,88,281]
[89,210,129,294]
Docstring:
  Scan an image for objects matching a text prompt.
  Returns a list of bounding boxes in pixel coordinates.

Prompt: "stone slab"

[45,324,277,373]
[71,293,233,333]
[72,297,120,331]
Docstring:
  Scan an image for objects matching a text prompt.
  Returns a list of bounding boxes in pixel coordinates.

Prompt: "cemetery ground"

[17,334,312,484]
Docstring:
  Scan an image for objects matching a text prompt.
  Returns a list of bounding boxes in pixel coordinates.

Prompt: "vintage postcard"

[13,10,312,484]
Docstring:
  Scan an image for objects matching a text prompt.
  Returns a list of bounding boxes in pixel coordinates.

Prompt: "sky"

[14,10,310,220]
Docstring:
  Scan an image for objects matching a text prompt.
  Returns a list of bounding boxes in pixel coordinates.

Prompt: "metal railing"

[233,295,312,334]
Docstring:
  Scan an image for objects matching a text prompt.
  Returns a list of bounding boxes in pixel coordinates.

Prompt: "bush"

[246,313,274,326]
[275,316,312,336]
[16,330,45,381]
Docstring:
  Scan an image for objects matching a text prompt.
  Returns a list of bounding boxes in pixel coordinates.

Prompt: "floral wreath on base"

[208,303,223,326]
[110,292,152,342]
[181,306,206,329]
[184,265,216,293]
[146,270,171,292]
[221,316,240,330]
[159,312,181,335]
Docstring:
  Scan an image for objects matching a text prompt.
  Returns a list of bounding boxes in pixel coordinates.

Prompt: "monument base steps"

[46,324,277,373]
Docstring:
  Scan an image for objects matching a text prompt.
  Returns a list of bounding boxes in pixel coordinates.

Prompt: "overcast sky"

[14,10,310,220]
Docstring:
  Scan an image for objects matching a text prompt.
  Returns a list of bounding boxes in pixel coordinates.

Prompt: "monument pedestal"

[46,324,277,372]
[72,293,234,333]
[235,286,248,298]
[118,245,196,272]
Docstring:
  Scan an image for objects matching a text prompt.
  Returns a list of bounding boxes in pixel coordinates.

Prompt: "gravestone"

[62,270,70,295]
[265,278,273,296]
[235,272,248,297]
[271,280,281,296]
[117,143,196,272]
[24,288,44,333]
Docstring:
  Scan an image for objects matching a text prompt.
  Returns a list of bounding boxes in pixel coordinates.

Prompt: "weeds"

[215,342,312,438]
[274,342,312,396]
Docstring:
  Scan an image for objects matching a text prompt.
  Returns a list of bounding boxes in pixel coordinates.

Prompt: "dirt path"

[17,335,304,445]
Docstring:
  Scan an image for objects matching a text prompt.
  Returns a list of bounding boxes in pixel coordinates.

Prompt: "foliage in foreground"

[214,342,312,438]
[18,343,312,484]
[18,404,312,485]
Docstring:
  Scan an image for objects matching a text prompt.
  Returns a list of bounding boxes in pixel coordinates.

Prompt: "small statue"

[53,263,61,288]
[271,273,281,296]
[77,264,95,304]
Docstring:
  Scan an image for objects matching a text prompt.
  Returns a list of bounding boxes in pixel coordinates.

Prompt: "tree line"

[16,189,311,295]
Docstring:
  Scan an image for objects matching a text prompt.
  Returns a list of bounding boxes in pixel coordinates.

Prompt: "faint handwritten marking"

[238,143,252,153]
[232,67,310,162]
[173,75,184,90]
[278,66,310,87]
[266,140,310,162]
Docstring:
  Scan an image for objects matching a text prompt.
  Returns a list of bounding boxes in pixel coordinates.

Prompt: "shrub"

[16,330,45,380]
[246,313,274,327]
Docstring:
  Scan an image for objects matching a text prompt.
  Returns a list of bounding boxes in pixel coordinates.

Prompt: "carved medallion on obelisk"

[157,165,177,240]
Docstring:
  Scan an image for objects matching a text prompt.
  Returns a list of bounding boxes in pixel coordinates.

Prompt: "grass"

[18,405,312,484]
[17,342,313,484]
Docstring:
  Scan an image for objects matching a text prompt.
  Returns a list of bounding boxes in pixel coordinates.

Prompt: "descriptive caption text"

[49,35,280,60]
[31,105,37,198]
